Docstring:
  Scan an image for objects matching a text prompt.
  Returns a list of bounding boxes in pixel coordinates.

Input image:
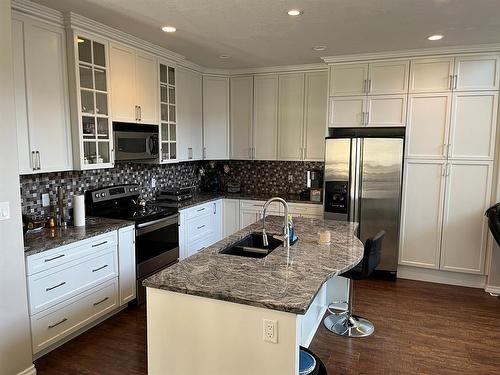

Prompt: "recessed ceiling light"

[219,55,231,59]
[427,34,443,41]
[313,46,327,51]
[161,26,177,33]
[287,9,303,16]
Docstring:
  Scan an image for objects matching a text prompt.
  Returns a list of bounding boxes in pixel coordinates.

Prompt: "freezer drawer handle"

[44,254,65,263]
[92,264,108,273]
[197,208,206,212]
[46,281,66,292]
[93,297,109,307]
[197,225,206,230]
[48,318,67,329]
[92,241,108,248]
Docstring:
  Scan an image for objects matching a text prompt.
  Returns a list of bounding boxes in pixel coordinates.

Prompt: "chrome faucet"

[262,197,289,250]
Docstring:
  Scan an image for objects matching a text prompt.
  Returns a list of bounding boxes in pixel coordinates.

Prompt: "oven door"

[114,131,159,161]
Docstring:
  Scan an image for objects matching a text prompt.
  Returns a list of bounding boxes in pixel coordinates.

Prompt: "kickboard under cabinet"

[27,246,118,315]
[31,278,119,353]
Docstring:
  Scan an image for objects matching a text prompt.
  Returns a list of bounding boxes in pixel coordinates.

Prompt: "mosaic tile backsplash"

[20,160,324,218]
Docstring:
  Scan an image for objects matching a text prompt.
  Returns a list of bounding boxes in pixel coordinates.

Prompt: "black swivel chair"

[323,230,385,337]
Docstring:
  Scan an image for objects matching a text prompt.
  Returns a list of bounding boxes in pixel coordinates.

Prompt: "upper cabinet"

[328,59,409,127]
[159,63,177,163]
[330,60,409,96]
[410,55,499,93]
[203,76,229,160]
[109,43,158,124]
[303,71,328,161]
[177,68,203,162]
[13,16,73,174]
[68,32,113,170]
[230,76,253,160]
[278,73,305,161]
[253,75,279,160]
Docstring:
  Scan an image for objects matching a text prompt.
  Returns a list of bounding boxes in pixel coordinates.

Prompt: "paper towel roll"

[73,194,85,227]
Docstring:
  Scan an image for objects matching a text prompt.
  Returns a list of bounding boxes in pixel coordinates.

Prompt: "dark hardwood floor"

[35,279,500,375]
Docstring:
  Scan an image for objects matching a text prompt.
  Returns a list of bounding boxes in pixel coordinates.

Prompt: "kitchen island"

[144,216,364,375]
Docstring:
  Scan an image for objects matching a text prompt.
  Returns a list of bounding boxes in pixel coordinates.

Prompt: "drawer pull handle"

[93,297,109,307]
[44,254,65,263]
[46,281,66,291]
[197,208,205,212]
[197,225,205,230]
[92,241,108,248]
[48,318,67,329]
[92,264,108,272]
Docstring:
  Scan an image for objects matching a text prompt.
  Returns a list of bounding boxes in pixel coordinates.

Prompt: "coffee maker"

[301,170,323,202]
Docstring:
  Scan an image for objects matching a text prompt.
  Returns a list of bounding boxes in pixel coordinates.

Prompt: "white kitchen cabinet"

[109,43,158,124]
[399,161,446,269]
[287,203,323,218]
[454,54,499,91]
[203,76,229,159]
[449,91,498,160]
[177,67,203,161]
[253,75,278,160]
[329,96,366,127]
[366,95,407,127]
[159,63,177,163]
[368,60,409,95]
[223,199,240,237]
[239,200,281,229]
[303,71,328,161]
[118,226,136,305]
[440,162,492,274]
[329,63,368,96]
[230,76,253,159]
[278,73,305,160]
[409,57,455,93]
[13,16,72,174]
[406,93,451,159]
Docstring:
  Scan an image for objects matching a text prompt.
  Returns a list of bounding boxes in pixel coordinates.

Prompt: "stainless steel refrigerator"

[324,127,405,277]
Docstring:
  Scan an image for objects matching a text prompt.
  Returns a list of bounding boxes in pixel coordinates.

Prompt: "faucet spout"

[262,197,290,250]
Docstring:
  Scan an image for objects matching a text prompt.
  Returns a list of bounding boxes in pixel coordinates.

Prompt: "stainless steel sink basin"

[220,232,283,258]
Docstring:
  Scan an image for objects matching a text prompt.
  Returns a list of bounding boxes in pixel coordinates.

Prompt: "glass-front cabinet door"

[75,35,113,169]
[159,63,177,163]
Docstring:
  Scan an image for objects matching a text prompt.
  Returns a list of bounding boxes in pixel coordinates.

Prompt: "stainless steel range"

[85,184,179,305]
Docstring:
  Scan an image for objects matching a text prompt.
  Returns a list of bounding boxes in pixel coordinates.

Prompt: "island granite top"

[24,217,133,256]
[143,216,364,314]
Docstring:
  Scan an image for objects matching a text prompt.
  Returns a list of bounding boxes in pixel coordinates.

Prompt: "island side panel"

[147,287,299,375]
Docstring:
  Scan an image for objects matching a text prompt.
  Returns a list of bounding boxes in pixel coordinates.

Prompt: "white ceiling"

[33,0,500,69]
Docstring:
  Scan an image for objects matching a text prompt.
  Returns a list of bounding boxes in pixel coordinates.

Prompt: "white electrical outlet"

[42,193,50,207]
[263,319,278,344]
[0,202,10,221]
[151,178,157,188]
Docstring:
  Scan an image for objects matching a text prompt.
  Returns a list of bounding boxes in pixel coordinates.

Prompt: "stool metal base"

[323,313,375,338]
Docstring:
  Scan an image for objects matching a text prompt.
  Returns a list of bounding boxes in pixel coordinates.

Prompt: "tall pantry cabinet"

[400,54,499,274]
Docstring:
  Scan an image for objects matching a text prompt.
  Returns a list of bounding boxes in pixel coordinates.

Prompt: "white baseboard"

[485,285,500,295]
[17,365,36,375]
[397,265,486,288]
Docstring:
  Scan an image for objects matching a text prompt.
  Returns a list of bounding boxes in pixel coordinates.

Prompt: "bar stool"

[323,231,385,337]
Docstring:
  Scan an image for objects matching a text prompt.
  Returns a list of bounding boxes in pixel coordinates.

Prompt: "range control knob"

[129,188,134,192]
[100,192,106,198]
[94,193,99,198]
[134,187,138,192]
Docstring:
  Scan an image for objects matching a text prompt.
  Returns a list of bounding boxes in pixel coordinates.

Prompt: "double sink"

[220,232,283,258]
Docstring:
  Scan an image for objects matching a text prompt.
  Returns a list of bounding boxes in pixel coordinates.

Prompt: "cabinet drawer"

[26,231,117,276]
[31,278,118,353]
[184,201,214,220]
[28,247,117,315]
[240,200,280,212]
[287,203,323,217]
[187,214,214,245]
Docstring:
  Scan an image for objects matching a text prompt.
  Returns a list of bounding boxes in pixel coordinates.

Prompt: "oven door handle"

[136,214,179,236]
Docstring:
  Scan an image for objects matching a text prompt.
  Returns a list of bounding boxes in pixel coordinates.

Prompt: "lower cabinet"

[399,160,492,274]
[223,199,240,237]
[26,227,135,355]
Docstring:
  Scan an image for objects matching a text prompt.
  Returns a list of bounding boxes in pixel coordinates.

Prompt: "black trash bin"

[299,346,328,375]
[486,202,500,246]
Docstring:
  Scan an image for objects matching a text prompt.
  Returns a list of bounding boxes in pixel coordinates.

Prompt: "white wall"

[0,0,36,374]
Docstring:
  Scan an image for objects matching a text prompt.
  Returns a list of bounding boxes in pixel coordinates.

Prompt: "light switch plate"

[42,193,50,207]
[0,202,10,221]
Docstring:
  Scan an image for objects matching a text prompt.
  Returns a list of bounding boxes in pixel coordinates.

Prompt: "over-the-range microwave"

[113,122,159,161]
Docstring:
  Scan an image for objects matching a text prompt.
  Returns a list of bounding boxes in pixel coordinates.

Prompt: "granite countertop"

[163,192,323,210]
[143,216,364,314]
[24,217,133,256]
